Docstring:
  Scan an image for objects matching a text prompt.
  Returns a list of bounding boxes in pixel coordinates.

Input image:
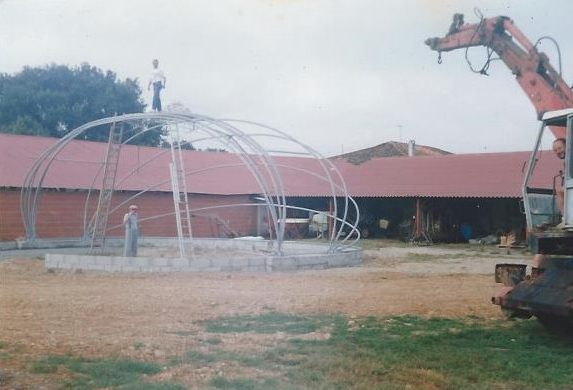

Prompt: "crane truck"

[426,12,573,333]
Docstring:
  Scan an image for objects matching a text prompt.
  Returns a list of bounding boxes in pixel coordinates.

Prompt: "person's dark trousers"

[152,82,163,111]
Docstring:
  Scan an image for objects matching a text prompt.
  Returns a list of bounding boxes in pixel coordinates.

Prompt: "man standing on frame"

[148,59,166,112]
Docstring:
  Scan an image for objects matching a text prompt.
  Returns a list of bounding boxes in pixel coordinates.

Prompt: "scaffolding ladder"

[169,127,193,258]
[90,122,123,252]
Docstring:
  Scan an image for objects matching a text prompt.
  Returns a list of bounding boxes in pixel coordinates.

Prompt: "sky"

[1,0,572,157]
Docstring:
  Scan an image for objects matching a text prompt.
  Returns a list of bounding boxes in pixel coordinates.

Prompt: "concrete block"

[151,258,171,268]
[169,258,190,270]
[326,254,348,267]
[273,257,299,270]
[248,257,266,269]
[252,265,268,272]
[94,256,115,267]
[44,254,58,269]
[120,264,142,272]
[296,255,324,268]
[211,257,232,269]
[189,258,211,270]
[230,257,250,269]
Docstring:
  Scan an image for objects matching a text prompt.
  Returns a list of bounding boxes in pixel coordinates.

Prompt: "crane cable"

[464,8,495,76]
[465,8,571,92]
[535,36,562,76]
[533,36,572,91]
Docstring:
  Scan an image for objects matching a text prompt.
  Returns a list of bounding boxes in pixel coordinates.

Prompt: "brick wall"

[0,188,258,240]
[0,189,24,241]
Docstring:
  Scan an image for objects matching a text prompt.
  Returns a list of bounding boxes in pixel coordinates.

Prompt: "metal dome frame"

[21,111,361,256]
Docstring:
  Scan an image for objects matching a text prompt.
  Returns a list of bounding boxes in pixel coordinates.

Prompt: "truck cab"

[494,109,573,332]
[523,108,573,255]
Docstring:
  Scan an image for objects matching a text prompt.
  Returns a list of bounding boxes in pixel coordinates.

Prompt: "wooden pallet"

[497,234,524,248]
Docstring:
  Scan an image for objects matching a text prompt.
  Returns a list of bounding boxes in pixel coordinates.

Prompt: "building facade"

[0,134,562,243]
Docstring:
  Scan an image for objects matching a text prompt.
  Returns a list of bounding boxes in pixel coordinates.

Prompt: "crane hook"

[437,52,442,64]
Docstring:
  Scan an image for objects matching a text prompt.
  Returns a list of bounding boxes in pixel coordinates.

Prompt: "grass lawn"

[24,312,573,390]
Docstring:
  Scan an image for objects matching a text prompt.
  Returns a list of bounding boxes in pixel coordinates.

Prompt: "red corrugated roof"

[335,152,560,198]
[0,133,562,198]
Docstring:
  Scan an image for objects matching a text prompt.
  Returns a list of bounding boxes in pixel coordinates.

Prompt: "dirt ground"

[0,242,532,389]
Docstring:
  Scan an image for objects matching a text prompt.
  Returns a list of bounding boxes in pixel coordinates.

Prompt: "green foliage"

[405,252,489,261]
[0,63,164,146]
[174,349,267,370]
[31,355,174,390]
[121,383,189,390]
[1,115,49,136]
[200,312,334,334]
[195,313,573,390]
[160,139,196,150]
[210,376,281,390]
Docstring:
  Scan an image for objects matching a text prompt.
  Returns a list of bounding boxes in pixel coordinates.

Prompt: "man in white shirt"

[148,59,166,111]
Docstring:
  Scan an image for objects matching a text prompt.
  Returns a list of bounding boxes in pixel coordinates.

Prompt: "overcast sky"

[1,0,571,157]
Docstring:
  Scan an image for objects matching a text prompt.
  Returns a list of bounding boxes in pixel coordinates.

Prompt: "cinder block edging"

[45,237,362,272]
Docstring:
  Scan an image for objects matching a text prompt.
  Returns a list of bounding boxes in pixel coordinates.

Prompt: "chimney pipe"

[408,140,415,157]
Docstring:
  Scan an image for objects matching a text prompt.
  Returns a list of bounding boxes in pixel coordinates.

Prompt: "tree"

[0,63,164,146]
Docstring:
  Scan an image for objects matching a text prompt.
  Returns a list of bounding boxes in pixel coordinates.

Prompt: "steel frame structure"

[21,112,360,255]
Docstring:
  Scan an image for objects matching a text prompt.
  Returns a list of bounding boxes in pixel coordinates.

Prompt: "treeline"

[0,63,163,146]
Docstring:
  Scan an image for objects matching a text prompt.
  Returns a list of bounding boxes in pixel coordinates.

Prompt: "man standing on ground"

[123,205,139,257]
[148,59,166,112]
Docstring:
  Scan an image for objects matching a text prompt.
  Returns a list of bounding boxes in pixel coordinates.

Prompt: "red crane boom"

[425,13,573,139]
